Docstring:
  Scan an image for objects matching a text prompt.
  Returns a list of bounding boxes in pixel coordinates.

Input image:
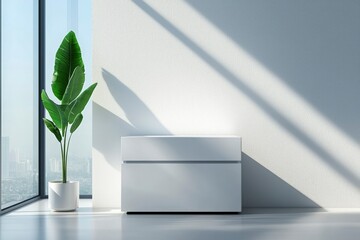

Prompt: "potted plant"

[41,31,97,211]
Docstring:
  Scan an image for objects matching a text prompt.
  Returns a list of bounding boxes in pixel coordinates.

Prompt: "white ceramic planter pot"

[48,181,79,211]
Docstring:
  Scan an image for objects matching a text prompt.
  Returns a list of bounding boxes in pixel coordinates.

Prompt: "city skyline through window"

[1,0,39,209]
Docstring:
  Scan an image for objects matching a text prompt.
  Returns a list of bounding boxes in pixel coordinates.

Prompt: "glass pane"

[45,0,92,195]
[1,0,39,209]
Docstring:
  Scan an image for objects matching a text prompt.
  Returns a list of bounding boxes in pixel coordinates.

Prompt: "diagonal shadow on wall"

[93,102,137,170]
[242,153,319,207]
[93,69,171,170]
[102,69,171,135]
[131,0,360,193]
[96,69,320,207]
[186,0,360,144]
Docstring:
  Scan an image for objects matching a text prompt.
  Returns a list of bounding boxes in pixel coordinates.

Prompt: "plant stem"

[62,126,68,183]
[59,126,73,184]
[66,133,73,170]
[60,142,65,183]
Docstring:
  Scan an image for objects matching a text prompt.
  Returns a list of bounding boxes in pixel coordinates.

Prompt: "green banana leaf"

[43,118,62,142]
[41,90,67,131]
[70,114,83,133]
[52,31,84,101]
[66,83,97,124]
[61,66,85,105]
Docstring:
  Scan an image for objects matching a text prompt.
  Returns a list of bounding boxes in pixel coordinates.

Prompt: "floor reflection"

[1,200,359,240]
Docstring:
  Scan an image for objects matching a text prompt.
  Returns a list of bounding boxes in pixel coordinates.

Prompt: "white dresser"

[121,136,242,212]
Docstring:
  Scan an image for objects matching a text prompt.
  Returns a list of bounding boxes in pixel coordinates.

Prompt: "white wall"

[92,0,360,208]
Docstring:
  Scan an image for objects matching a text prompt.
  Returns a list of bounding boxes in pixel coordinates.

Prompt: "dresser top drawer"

[121,136,242,161]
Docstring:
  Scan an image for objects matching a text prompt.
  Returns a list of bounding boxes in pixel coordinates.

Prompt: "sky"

[1,0,38,159]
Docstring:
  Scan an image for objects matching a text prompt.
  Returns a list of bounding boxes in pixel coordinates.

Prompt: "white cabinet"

[121,136,242,212]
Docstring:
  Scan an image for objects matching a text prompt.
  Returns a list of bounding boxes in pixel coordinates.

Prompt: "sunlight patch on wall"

[139,0,360,204]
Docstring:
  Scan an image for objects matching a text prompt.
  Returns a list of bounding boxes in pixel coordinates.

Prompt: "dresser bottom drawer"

[121,163,242,212]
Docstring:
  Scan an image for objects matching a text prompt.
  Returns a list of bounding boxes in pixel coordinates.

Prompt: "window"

[0,0,92,212]
[45,0,92,195]
[1,0,39,209]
